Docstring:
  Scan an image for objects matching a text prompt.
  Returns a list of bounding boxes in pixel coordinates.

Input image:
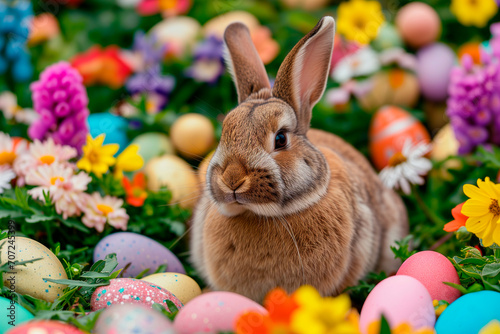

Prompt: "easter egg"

[395,2,441,49]
[93,232,185,277]
[6,321,84,334]
[435,291,500,334]
[152,16,201,57]
[130,132,175,164]
[0,237,68,302]
[142,273,202,305]
[396,251,461,303]
[174,291,267,334]
[198,150,214,185]
[88,112,129,153]
[0,296,34,332]
[144,154,199,208]
[359,275,435,334]
[417,43,456,102]
[94,303,175,334]
[372,24,404,51]
[203,11,259,39]
[170,113,215,158]
[431,124,459,161]
[91,278,183,311]
[369,106,431,170]
[280,0,328,10]
[358,70,420,111]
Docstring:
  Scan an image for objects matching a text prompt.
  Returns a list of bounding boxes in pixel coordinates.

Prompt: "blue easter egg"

[435,290,500,334]
[88,112,129,154]
[0,296,34,332]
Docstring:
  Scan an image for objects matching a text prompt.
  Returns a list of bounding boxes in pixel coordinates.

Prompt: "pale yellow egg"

[431,124,459,162]
[144,154,200,208]
[0,237,67,302]
[170,113,215,159]
[141,273,202,305]
[202,11,260,39]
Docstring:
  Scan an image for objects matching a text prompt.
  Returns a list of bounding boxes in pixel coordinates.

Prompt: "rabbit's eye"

[274,131,287,150]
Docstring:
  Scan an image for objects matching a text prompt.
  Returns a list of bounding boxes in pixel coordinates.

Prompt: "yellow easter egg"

[142,273,202,305]
[197,150,214,186]
[202,11,260,39]
[144,155,200,208]
[170,113,215,159]
[431,124,459,162]
[0,237,67,302]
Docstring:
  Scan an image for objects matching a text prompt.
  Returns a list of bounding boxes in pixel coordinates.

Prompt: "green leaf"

[25,215,56,223]
[444,282,469,294]
[379,315,391,334]
[482,263,500,278]
[43,278,109,288]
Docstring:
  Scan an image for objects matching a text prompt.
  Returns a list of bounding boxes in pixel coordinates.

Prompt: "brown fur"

[190,17,408,302]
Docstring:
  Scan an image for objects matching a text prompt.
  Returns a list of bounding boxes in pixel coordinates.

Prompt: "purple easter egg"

[93,232,185,277]
[90,278,183,312]
[417,43,456,101]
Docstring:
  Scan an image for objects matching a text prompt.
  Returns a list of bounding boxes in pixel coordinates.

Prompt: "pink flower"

[26,163,91,219]
[81,192,129,232]
[14,137,77,186]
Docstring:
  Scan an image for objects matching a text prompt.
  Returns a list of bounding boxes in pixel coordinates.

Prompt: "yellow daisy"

[113,144,144,179]
[77,134,119,178]
[450,0,498,28]
[461,177,500,247]
[337,0,385,45]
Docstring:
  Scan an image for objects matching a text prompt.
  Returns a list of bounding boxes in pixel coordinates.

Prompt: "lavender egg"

[417,43,456,102]
[93,232,185,277]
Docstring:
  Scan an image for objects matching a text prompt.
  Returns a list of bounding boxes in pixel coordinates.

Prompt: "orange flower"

[443,202,468,232]
[122,172,148,207]
[28,13,60,46]
[458,43,482,65]
[71,46,133,88]
[251,26,280,65]
[235,288,299,334]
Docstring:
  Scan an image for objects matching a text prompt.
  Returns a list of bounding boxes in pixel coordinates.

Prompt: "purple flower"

[185,36,225,84]
[133,31,166,69]
[28,62,89,153]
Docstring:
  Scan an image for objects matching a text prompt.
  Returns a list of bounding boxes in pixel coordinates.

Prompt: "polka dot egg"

[6,321,85,334]
[93,232,185,277]
[142,272,202,305]
[0,237,67,302]
[90,278,183,312]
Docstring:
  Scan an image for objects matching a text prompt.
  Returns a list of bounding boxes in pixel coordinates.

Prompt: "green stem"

[494,248,500,260]
[412,185,447,226]
[45,220,54,246]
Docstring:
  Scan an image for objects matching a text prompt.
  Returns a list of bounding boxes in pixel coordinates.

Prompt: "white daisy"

[0,167,16,194]
[331,47,380,83]
[0,91,38,125]
[379,140,433,195]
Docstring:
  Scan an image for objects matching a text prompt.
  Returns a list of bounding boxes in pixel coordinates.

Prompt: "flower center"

[469,0,477,6]
[97,204,114,216]
[0,151,16,165]
[88,150,100,163]
[50,176,65,185]
[389,69,405,89]
[354,17,366,30]
[40,155,55,164]
[388,152,407,167]
[489,199,500,216]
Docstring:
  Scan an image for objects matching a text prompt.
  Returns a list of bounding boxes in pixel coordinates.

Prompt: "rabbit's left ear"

[273,17,335,134]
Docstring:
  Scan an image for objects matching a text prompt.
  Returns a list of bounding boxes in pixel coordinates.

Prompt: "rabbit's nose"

[221,163,247,191]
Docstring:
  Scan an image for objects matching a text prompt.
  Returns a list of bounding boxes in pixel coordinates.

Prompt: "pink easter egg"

[90,278,183,312]
[397,251,461,303]
[395,2,441,49]
[359,275,435,334]
[6,321,84,334]
[173,291,267,334]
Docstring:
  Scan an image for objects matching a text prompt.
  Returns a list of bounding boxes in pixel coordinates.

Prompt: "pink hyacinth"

[28,61,89,153]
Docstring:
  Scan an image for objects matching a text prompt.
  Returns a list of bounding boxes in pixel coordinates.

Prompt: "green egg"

[131,132,175,165]
[372,23,404,51]
[0,296,34,331]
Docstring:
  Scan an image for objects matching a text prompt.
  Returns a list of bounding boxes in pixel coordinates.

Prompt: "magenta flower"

[28,62,89,153]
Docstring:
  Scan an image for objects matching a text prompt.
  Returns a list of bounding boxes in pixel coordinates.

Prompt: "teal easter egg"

[88,112,129,154]
[372,24,403,51]
[130,132,175,164]
[0,297,34,331]
[435,290,500,334]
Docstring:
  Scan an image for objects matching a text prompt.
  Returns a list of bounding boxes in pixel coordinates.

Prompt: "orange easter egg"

[369,106,430,170]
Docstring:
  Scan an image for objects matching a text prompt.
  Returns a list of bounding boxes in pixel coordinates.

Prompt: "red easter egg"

[397,251,461,303]
[369,106,430,170]
[6,321,85,334]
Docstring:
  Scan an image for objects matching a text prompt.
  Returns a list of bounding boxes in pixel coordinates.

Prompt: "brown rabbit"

[190,16,408,302]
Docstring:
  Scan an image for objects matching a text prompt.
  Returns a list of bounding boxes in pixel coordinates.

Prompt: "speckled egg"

[6,321,85,334]
[359,275,435,334]
[372,24,404,51]
[142,273,202,305]
[0,237,67,302]
[395,2,441,49]
[93,232,185,277]
[397,251,461,303]
[88,112,129,154]
[94,303,176,334]
[90,278,183,312]
[435,291,500,334]
[369,106,431,170]
[170,113,215,158]
[173,291,267,334]
[130,132,175,164]
[144,154,199,208]
[0,296,34,332]
[417,43,456,101]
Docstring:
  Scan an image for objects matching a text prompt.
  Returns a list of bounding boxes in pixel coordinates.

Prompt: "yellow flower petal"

[462,199,490,217]
[94,134,105,147]
[463,184,490,201]
[478,177,500,198]
[465,213,492,233]
[100,143,120,156]
[116,144,144,172]
[77,157,92,172]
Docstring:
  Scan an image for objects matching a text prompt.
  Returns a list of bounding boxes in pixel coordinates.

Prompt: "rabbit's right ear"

[224,22,271,104]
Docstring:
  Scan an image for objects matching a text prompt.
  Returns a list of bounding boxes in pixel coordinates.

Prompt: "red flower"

[122,172,148,207]
[71,46,132,88]
[443,202,468,232]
